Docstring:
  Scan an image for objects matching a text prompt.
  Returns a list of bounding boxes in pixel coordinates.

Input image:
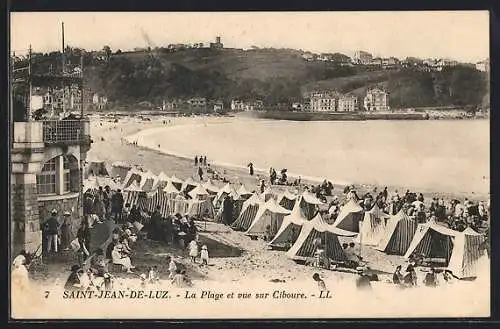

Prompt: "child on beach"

[168,256,177,279]
[312,273,327,292]
[188,240,198,263]
[200,245,209,266]
[148,266,160,284]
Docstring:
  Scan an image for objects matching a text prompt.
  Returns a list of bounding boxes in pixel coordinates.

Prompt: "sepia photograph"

[9,11,490,319]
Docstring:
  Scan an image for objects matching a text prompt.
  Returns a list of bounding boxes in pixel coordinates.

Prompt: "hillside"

[27,48,489,110]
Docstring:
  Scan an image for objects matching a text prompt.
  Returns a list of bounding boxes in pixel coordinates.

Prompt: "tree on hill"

[103,45,112,62]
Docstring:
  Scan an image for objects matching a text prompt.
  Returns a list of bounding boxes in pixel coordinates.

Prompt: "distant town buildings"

[213,100,224,112]
[231,100,264,111]
[337,94,359,112]
[353,50,373,65]
[309,92,338,112]
[92,93,108,110]
[363,88,389,111]
[187,97,208,113]
[210,36,224,49]
[476,59,489,72]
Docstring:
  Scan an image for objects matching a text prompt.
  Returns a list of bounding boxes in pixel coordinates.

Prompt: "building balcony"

[42,119,91,146]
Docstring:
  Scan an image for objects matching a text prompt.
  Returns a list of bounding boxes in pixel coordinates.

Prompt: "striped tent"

[170,175,184,191]
[181,177,198,193]
[286,212,357,263]
[332,198,364,233]
[187,199,215,219]
[377,210,418,255]
[213,183,236,209]
[202,179,220,195]
[124,181,147,209]
[188,184,210,200]
[447,227,488,279]
[299,191,324,220]
[261,187,277,202]
[355,203,389,246]
[245,198,291,237]
[269,199,307,250]
[139,170,157,192]
[152,171,170,191]
[122,167,142,189]
[171,194,191,216]
[278,190,298,211]
[231,194,263,231]
[403,221,458,265]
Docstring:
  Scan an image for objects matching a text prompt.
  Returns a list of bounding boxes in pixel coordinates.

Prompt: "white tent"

[188,184,210,200]
[404,220,458,263]
[163,181,181,195]
[231,193,263,231]
[122,167,143,189]
[332,198,364,233]
[237,184,253,198]
[139,170,157,192]
[202,179,220,195]
[170,175,184,191]
[355,203,389,246]
[287,212,357,263]
[152,171,170,191]
[277,189,298,211]
[299,191,324,220]
[213,183,237,208]
[376,210,418,255]
[245,198,291,237]
[447,227,488,279]
[269,198,307,250]
[182,177,198,192]
[261,187,277,202]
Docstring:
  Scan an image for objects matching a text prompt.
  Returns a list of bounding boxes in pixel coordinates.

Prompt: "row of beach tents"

[84,163,488,280]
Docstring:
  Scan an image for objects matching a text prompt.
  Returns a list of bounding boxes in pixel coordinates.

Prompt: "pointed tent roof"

[124,180,142,192]
[182,177,197,188]
[447,227,487,279]
[122,167,142,189]
[269,199,308,247]
[202,179,220,193]
[332,198,365,232]
[170,175,184,184]
[376,210,418,255]
[301,191,323,205]
[355,203,388,246]
[245,198,292,235]
[404,220,459,259]
[152,171,170,190]
[237,184,252,196]
[163,181,181,194]
[188,184,209,199]
[279,189,298,201]
[286,212,357,260]
[220,183,233,194]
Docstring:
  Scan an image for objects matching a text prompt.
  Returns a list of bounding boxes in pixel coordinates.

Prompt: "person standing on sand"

[312,273,327,292]
[60,211,72,251]
[203,156,207,166]
[195,156,198,166]
[248,162,254,176]
[260,180,266,194]
[198,166,204,181]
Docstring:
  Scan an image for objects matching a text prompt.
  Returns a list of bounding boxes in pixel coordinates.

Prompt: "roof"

[163,181,180,194]
[202,179,220,193]
[188,184,209,198]
[237,184,252,196]
[301,191,324,205]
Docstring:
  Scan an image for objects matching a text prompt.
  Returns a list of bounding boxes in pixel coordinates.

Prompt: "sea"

[128,118,490,197]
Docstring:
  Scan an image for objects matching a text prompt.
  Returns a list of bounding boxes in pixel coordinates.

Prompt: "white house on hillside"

[363,88,389,111]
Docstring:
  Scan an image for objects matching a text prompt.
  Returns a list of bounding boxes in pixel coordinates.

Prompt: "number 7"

[44,291,50,298]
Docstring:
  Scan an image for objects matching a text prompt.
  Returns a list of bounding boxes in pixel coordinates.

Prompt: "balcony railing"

[42,119,90,144]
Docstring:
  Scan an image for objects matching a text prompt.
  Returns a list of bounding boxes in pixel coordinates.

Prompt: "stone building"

[11,119,92,256]
[363,88,390,111]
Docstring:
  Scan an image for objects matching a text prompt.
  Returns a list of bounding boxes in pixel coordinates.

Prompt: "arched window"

[37,158,57,194]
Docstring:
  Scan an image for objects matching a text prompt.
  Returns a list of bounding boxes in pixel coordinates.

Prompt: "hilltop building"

[476,59,489,72]
[363,88,389,111]
[353,50,373,65]
[210,36,224,49]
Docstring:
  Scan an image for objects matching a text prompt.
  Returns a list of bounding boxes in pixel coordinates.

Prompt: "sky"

[10,11,489,62]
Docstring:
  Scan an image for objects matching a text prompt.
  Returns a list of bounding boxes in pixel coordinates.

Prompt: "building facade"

[309,92,338,112]
[337,95,358,112]
[353,51,373,65]
[187,97,207,113]
[363,88,389,111]
[230,100,264,111]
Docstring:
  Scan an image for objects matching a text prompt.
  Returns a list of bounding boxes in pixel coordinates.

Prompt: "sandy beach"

[12,113,489,319]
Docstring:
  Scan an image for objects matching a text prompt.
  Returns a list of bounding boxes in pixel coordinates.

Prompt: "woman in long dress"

[60,212,72,251]
[12,252,30,295]
[111,244,134,273]
[188,240,198,263]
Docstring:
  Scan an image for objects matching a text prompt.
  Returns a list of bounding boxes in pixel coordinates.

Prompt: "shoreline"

[110,115,488,201]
